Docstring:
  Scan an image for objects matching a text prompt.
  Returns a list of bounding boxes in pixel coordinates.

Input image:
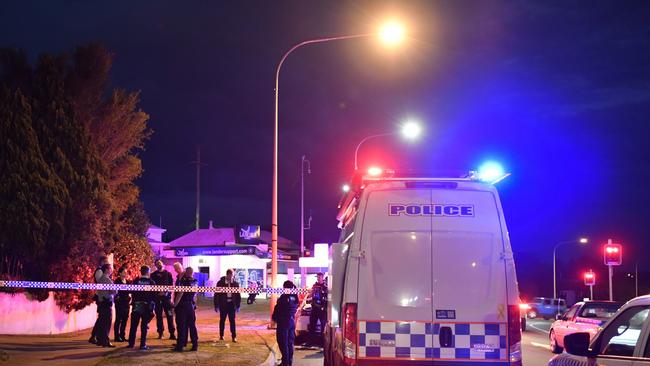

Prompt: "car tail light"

[508,305,522,365]
[519,303,531,311]
[343,303,357,365]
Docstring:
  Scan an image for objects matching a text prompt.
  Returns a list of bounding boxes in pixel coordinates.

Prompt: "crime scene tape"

[0,280,313,294]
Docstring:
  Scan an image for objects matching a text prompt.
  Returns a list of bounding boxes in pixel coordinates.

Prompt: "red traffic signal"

[603,243,622,266]
[584,271,596,286]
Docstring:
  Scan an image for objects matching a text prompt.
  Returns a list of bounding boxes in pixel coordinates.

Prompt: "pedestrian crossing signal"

[603,243,622,266]
[584,271,596,286]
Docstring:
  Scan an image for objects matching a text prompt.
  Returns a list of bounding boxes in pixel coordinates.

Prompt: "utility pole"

[300,156,311,288]
[191,146,206,230]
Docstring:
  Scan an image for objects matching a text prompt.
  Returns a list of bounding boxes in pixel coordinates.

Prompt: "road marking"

[530,341,549,349]
[529,322,551,334]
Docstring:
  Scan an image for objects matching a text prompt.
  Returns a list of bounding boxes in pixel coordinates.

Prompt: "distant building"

[146,225,168,258]
[153,221,298,289]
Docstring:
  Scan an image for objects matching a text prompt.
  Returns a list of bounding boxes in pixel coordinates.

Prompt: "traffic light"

[603,243,622,266]
[584,271,596,286]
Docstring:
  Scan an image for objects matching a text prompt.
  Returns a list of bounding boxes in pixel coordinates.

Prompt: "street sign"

[584,271,596,286]
[603,243,622,266]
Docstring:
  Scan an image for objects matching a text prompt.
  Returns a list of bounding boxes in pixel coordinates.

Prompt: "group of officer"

[86,256,328,364]
[88,257,199,352]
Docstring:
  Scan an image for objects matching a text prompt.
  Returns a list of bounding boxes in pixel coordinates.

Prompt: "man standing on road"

[308,273,328,344]
[96,264,116,347]
[89,255,109,344]
[128,265,156,350]
[151,260,176,340]
[172,266,199,352]
[273,280,299,366]
[214,269,241,342]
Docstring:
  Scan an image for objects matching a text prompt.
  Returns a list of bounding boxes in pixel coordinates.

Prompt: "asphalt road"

[292,320,556,366]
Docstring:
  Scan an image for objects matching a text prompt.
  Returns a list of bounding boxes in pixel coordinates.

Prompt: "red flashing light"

[584,271,596,286]
[603,243,622,266]
[367,166,383,177]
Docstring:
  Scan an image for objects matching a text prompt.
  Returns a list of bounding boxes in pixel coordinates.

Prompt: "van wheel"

[527,309,537,319]
[550,330,563,354]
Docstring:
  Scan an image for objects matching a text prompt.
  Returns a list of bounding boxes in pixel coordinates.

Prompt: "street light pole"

[553,237,588,299]
[354,132,395,170]
[634,259,639,297]
[272,33,372,320]
[300,155,311,288]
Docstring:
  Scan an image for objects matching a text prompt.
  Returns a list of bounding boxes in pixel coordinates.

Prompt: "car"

[549,300,623,353]
[549,295,650,366]
[295,296,322,338]
[528,297,567,320]
[324,171,522,366]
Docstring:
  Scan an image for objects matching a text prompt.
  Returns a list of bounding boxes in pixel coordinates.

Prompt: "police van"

[324,169,522,366]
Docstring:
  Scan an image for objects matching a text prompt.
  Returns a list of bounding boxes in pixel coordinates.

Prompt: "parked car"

[295,297,322,337]
[549,295,650,366]
[549,300,623,353]
[528,297,567,320]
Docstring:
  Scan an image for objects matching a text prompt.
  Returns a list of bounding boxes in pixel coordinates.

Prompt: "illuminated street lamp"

[553,237,589,299]
[272,20,407,320]
[353,120,422,170]
[342,184,351,192]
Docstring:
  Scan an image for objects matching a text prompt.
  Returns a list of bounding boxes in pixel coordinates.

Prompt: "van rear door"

[357,188,433,361]
[431,189,509,362]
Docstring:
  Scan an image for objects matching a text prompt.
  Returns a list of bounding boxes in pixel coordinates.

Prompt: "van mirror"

[328,243,349,328]
[564,333,593,357]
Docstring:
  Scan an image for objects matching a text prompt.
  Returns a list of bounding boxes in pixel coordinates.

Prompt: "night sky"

[2,1,650,297]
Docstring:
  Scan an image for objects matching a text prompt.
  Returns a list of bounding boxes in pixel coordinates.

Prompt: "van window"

[544,299,552,305]
[370,231,432,308]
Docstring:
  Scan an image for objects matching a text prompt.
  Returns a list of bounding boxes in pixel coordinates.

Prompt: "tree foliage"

[0,43,153,311]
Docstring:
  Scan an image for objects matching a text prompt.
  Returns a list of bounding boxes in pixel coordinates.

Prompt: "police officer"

[172,267,198,352]
[272,281,299,366]
[128,265,156,350]
[89,255,109,344]
[151,260,176,340]
[96,263,117,347]
[214,269,241,342]
[113,266,130,342]
[308,272,328,344]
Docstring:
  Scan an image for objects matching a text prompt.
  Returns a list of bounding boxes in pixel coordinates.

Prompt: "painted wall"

[0,292,97,335]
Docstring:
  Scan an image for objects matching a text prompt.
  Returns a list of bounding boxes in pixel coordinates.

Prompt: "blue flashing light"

[477,161,509,184]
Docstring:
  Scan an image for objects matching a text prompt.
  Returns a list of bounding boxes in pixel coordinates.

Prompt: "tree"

[0,44,153,311]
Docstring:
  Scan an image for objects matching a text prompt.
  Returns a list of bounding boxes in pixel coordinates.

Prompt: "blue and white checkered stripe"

[358,321,507,361]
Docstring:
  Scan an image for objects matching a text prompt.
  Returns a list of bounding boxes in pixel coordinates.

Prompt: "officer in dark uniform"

[113,266,131,342]
[172,266,198,352]
[308,272,328,344]
[89,255,109,344]
[214,269,241,342]
[272,281,300,366]
[151,260,176,340]
[128,265,156,350]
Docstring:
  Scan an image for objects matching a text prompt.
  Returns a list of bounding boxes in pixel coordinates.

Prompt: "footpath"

[0,297,278,366]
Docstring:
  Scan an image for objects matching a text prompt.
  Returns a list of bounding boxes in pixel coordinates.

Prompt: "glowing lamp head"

[342,184,351,193]
[367,166,383,177]
[579,237,589,244]
[477,161,506,183]
[401,121,422,140]
[378,21,406,47]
